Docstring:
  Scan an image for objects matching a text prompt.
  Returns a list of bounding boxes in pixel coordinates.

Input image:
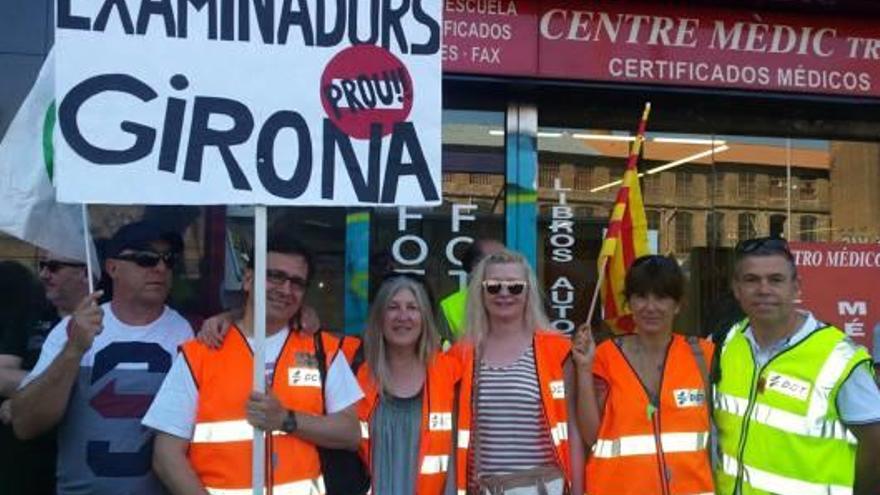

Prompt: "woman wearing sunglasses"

[356,275,460,495]
[572,255,714,495]
[450,250,583,495]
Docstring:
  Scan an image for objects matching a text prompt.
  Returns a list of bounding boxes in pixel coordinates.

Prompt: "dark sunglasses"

[114,251,178,269]
[482,279,527,295]
[39,260,85,273]
[266,269,308,290]
[735,237,793,259]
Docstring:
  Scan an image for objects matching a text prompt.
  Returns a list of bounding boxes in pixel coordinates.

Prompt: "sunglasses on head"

[114,251,178,269]
[482,279,527,295]
[631,255,677,269]
[266,269,308,290]
[735,237,793,259]
[39,260,85,273]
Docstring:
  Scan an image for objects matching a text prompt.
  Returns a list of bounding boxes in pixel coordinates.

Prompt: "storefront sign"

[545,178,580,335]
[55,0,442,206]
[791,242,880,358]
[444,0,880,98]
[393,205,477,287]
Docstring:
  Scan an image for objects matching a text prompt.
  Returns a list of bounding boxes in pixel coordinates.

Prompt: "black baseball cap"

[105,221,183,259]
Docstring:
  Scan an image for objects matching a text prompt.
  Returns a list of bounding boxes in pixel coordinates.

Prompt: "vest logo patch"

[549,380,565,399]
[288,367,321,387]
[429,412,453,431]
[764,371,811,401]
[673,389,705,408]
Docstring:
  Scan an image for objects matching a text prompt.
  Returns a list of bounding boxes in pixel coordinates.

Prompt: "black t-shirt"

[0,293,58,495]
[0,301,59,369]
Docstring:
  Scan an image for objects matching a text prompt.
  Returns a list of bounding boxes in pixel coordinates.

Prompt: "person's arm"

[293,404,360,450]
[153,432,209,495]
[572,325,600,448]
[837,362,880,495]
[196,310,237,349]
[13,292,104,439]
[564,358,585,495]
[247,350,363,451]
[851,422,880,495]
[0,355,26,398]
[246,392,361,450]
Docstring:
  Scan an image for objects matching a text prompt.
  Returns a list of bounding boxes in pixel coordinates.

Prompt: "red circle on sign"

[320,45,414,140]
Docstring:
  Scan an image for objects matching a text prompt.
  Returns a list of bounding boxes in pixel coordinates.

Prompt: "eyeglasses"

[114,251,178,269]
[735,237,793,260]
[266,269,308,290]
[38,260,85,273]
[482,279,527,295]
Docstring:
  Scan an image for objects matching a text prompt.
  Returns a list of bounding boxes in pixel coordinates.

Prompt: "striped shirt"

[475,345,557,476]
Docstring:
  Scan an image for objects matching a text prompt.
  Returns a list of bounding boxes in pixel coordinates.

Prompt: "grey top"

[372,391,423,495]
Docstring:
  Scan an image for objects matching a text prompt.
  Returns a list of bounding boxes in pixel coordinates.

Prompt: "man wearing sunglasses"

[714,236,880,495]
[11,221,194,495]
[146,228,362,494]
[0,250,90,494]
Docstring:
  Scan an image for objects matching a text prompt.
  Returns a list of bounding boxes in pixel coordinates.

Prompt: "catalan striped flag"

[598,103,652,333]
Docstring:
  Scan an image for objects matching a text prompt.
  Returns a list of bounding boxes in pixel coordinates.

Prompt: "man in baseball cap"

[12,220,193,495]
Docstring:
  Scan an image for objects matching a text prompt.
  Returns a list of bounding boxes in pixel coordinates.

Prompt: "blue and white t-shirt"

[22,303,193,495]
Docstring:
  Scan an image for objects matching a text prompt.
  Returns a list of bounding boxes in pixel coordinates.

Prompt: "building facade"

[1,0,879,344]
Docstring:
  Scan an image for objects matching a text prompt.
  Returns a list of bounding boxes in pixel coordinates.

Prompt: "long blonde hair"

[463,249,550,347]
[363,276,440,395]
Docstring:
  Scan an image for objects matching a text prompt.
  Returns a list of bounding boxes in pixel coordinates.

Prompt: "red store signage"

[443,0,880,98]
[790,242,880,357]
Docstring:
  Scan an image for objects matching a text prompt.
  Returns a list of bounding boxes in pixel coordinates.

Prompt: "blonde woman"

[356,275,460,495]
[450,250,584,495]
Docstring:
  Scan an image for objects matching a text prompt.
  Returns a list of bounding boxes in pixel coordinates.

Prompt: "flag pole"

[584,257,607,326]
[81,204,94,293]
[252,205,267,495]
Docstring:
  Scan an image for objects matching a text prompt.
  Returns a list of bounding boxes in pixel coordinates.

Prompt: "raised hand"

[67,291,104,355]
[571,323,597,371]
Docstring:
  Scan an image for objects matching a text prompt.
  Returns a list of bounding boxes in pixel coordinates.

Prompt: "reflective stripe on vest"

[192,420,287,444]
[715,392,856,443]
[360,420,370,439]
[420,455,450,474]
[551,422,568,446]
[193,420,253,443]
[721,453,851,495]
[457,429,470,449]
[592,431,709,458]
[807,339,857,422]
[205,476,326,495]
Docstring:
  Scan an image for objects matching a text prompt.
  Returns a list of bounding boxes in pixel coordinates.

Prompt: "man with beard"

[12,221,193,495]
[145,229,362,494]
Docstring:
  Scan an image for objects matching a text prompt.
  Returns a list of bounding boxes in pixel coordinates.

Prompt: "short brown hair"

[624,255,685,303]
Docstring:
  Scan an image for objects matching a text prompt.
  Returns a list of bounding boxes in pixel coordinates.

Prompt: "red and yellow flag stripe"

[598,103,652,333]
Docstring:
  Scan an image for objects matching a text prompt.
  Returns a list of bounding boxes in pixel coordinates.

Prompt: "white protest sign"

[54,0,442,206]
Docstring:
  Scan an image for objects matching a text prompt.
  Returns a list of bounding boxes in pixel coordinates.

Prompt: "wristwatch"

[280,410,298,434]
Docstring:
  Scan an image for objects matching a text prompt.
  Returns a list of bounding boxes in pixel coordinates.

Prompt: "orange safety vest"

[451,330,573,493]
[356,352,460,495]
[585,334,714,495]
[181,326,342,495]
